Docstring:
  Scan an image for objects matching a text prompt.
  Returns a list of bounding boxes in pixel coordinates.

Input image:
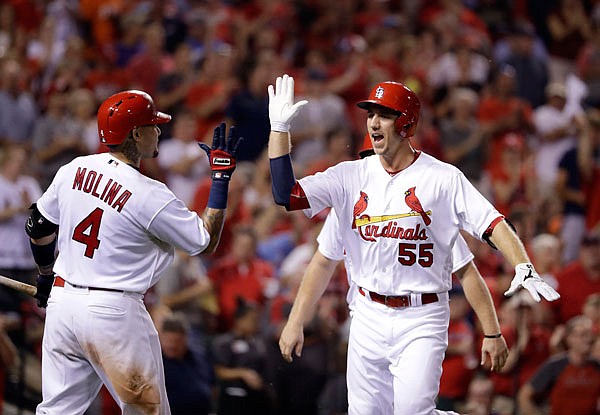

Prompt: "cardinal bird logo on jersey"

[352,191,369,228]
[404,186,431,226]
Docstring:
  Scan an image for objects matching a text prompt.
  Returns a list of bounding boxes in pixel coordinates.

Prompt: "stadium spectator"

[552,232,600,324]
[518,315,600,415]
[212,298,272,415]
[160,312,214,415]
[208,226,274,331]
[157,109,209,207]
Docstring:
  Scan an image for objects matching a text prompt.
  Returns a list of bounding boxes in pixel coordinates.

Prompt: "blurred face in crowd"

[172,113,198,142]
[565,317,594,356]
[232,230,257,263]
[160,330,188,359]
[580,237,600,274]
[583,294,600,324]
[1,145,26,180]
[235,307,260,336]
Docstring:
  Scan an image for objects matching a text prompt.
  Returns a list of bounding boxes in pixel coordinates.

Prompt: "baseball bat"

[0,274,37,297]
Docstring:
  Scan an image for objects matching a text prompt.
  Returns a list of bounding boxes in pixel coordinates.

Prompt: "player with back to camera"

[25,90,242,414]
[267,74,560,415]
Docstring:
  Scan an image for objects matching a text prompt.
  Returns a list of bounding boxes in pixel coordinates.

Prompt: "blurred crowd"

[0,0,599,414]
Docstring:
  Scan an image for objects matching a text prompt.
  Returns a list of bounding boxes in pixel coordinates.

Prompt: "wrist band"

[484,333,503,339]
[207,180,229,209]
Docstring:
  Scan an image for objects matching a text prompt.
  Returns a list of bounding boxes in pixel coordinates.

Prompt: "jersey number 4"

[398,242,433,267]
[72,208,104,258]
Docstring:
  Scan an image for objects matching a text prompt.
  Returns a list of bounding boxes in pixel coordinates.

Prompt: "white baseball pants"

[347,291,455,415]
[36,283,170,415]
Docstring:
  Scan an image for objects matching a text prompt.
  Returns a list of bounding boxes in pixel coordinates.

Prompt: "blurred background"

[0,0,599,414]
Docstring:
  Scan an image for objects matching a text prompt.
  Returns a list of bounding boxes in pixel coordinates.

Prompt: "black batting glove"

[199,122,243,181]
[34,273,54,308]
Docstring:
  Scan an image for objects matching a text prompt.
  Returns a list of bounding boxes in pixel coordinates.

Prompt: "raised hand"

[199,122,243,181]
[267,74,309,132]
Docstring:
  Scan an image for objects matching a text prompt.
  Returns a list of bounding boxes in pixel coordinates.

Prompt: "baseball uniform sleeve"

[451,171,503,241]
[451,234,475,273]
[317,210,344,261]
[298,162,349,218]
[142,186,211,256]
[36,164,68,224]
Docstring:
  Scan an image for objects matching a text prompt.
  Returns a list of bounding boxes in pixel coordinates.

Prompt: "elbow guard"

[270,155,296,207]
[25,204,58,239]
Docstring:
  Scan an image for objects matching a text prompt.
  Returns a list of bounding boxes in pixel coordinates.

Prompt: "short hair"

[161,312,190,334]
[565,315,592,337]
[530,233,560,255]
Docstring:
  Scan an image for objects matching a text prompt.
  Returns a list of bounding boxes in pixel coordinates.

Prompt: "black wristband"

[484,333,503,339]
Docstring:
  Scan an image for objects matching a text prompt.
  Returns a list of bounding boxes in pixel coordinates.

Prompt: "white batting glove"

[267,74,308,132]
[504,263,560,302]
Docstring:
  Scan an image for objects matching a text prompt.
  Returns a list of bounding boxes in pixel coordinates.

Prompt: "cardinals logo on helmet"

[375,86,385,99]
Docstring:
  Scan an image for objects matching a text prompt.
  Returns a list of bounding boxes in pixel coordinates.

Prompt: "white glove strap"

[270,120,290,133]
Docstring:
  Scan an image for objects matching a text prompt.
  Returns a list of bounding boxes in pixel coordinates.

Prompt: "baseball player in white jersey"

[267,75,560,415]
[25,90,242,414]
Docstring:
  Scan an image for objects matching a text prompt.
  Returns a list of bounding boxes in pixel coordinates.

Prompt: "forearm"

[214,365,251,381]
[268,130,292,158]
[201,208,225,254]
[30,234,57,274]
[489,220,531,266]
[458,262,501,336]
[287,252,339,327]
[160,282,211,308]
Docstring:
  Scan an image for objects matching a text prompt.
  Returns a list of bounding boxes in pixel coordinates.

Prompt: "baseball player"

[267,74,559,415]
[25,90,242,414]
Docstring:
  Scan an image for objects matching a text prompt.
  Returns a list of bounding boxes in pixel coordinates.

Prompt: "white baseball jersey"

[317,210,475,309]
[300,152,500,295]
[36,152,210,293]
[0,173,42,269]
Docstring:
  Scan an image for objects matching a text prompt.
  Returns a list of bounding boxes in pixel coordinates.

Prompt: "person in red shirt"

[518,315,600,415]
[438,284,478,412]
[477,65,535,169]
[208,226,274,331]
[490,292,552,405]
[486,132,536,217]
[552,232,600,325]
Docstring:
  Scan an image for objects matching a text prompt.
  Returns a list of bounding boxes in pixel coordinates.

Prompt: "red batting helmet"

[97,90,171,145]
[357,82,420,138]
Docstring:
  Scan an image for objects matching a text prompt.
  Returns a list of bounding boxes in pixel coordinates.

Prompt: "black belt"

[53,276,125,293]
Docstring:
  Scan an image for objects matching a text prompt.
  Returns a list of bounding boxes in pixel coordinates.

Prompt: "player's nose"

[369,115,381,129]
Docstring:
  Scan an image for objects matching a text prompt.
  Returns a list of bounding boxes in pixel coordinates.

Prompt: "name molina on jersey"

[72,167,132,212]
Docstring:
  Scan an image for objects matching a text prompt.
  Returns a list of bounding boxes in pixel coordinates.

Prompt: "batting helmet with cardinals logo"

[97,90,171,145]
[356,82,420,138]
